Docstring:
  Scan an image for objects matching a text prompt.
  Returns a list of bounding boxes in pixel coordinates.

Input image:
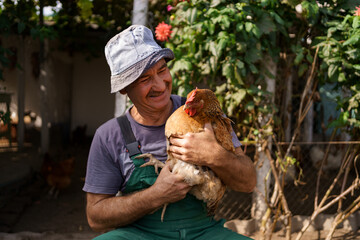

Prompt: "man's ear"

[119,89,127,94]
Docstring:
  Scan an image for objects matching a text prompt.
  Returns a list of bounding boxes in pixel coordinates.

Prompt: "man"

[83,25,256,239]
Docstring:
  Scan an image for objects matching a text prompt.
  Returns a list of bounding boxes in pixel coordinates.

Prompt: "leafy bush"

[164,0,297,141]
[160,0,360,141]
[315,7,360,137]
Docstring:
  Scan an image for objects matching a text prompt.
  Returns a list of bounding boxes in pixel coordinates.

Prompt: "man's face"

[123,58,172,112]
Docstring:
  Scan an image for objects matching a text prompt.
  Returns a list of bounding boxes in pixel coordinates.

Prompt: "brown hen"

[138,88,234,221]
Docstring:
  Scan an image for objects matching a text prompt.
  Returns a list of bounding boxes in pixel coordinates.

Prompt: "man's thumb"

[204,122,213,131]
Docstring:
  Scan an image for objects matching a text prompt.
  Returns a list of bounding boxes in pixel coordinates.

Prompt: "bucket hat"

[105,25,174,93]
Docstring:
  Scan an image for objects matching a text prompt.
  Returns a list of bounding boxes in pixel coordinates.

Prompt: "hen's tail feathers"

[206,184,226,216]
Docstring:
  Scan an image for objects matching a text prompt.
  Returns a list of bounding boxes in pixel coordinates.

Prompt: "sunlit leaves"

[301,0,319,26]
[166,0,360,140]
[77,0,93,20]
[172,59,192,72]
[343,34,360,46]
[316,12,360,135]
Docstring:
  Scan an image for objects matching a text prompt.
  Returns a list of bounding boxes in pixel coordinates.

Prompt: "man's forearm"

[209,146,256,193]
[86,187,163,232]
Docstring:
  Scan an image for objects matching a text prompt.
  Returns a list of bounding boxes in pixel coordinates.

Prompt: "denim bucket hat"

[105,25,174,93]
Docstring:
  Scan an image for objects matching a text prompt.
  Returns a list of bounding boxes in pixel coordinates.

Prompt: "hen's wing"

[212,115,235,153]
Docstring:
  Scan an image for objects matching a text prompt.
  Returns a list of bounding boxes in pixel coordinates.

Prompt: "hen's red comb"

[186,87,198,103]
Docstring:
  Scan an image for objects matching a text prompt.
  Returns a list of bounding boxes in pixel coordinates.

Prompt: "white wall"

[1,36,41,123]
[1,36,115,138]
[71,53,114,135]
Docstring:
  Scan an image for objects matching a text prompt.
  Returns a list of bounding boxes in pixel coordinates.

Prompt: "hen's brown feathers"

[166,88,234,152]
[164,88,234,215]
[165,106,203,136]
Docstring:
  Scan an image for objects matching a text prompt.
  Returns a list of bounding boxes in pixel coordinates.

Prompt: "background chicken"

[139,88,235,220]
[41,153,75,198]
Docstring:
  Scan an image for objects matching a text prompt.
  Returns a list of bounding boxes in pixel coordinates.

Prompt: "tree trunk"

[114,0,149,117]
[252,54,277,230]
[132,0,148,25]
[39,38,50,153]
[39,0,50,153]
[284,69,293,142]
[17,36,26,150]
[253,149,271,229]
[303,100,313,142]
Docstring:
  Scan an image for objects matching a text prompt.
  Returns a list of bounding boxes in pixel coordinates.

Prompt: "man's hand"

[151,162,192,205]
[168,122,220,167]
[86,162,191,232]
[168,122,256,193]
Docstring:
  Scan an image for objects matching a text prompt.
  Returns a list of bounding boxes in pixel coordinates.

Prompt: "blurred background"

[0,0,359,239]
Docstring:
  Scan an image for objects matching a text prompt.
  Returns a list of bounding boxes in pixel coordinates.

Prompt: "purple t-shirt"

[83,94,241,194]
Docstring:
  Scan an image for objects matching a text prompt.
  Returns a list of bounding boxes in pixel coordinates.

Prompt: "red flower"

[355,6,360,16]
[155,22,173,42]
[167,5,173,11]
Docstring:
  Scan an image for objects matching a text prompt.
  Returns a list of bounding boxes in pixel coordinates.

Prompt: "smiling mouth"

[148,91,165,98]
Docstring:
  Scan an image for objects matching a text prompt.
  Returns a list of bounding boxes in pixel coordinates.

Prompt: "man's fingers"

[161,162,171,172]
[169,136,184,146]
[169,144,189,157]
[204,122,213,132]
[170,134,185,139]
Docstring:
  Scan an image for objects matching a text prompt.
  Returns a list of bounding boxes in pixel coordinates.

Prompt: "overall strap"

[117,115,141,157]
[118,96,185,157]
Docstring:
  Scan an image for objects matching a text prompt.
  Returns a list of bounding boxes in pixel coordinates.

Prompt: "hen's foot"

[135,153,165,175]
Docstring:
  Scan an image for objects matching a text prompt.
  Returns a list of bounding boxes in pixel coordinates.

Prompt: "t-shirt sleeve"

[231,129,242,148]
[83,129,123,195]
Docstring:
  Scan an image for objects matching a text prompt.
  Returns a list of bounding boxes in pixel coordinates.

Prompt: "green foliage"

[0,0,48,80]
[1,0,359,140]
[163,0,360,141]
[0,0,169,65]
[166,0,295,140]
[77,0,93,20]
[0,45,14,81]
[0,110,10,125]
[316,14,360,137]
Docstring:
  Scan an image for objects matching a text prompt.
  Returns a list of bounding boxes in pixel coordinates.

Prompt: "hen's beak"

[183,103,190,110]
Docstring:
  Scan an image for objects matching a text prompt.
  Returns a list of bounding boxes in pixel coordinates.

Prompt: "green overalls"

[93,114,253,239]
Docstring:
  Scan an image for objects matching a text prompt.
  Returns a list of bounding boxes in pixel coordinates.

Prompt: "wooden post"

[114,0,149,118]
[39,0,50,153]
[17,36,26,150]
[252,54,277,232]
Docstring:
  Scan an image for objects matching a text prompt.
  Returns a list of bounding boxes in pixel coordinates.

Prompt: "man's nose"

[152,73,166,91]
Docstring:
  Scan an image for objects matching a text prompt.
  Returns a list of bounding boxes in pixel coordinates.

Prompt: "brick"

[342,214,357,231]
[321,214,336,230]
[224,219,256,236]
[291,215,316,233]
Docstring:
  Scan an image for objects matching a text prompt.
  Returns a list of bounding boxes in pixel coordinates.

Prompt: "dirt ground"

[0,141,359,240]
[0,140,99,239]
[252,228,360,239]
